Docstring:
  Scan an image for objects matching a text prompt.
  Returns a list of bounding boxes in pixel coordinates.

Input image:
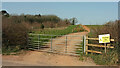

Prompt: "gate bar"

[38,34,40,50]
[51,35,53,51]
[84,35,86,53]
[29,33,83,37]
[65,36,67,53]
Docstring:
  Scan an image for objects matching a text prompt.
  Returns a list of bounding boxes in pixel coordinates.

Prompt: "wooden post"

[86,35,88,55]
[104,43,107,54]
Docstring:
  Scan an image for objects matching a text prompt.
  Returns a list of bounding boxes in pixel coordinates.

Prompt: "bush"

[88,20,120,65]
[89,21,118,40]
[40,24,44,29]
[2,18,29,53]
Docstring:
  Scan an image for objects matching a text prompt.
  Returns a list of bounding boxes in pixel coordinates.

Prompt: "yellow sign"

[99,34,110,43]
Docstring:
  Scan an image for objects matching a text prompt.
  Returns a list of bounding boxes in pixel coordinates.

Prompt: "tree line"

[1,10,78,28]
[1,10,78,54]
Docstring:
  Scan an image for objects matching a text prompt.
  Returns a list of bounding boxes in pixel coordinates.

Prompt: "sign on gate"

[99,34,110,43]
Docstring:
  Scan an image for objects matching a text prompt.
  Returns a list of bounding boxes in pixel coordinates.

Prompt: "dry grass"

[87,20,120,65]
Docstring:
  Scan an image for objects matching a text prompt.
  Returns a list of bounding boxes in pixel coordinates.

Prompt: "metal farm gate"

[28,33,86,56]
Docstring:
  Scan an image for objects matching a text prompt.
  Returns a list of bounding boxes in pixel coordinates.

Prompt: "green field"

[33,25,84,35]
[85,25,103,29]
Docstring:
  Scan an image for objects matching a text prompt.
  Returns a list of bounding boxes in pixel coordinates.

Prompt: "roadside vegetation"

[85,21,119,65]
[75,36,85,61]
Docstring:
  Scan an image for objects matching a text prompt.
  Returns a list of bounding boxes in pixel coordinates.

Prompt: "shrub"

[2,18,29,53]
[40,24,44,29]
[90,50,118,65]
[88,20,120,65]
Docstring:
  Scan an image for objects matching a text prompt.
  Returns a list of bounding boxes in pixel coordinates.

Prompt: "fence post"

[51,35,53,52]
[65,36,67,53]
[38,34,40,50]
[27,34,29,50]
[104,43,107,54]
[86,35,88,55]
[31,34,33,49]
[84,35,86,54]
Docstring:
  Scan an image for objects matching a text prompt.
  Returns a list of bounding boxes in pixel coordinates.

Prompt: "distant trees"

[35,14,41,17]
[70,18,78,25]
[1,10,79,29]
[1,10,79,26]
[2,13,72,28]
[1,10,79,27]
[64,19,69,24]
[0,10,9,17]
[63,17,78,25]
[14,14,61,24]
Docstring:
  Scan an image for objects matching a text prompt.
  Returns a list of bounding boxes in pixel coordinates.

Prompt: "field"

[85,25,103,28]
[33,25,84,35]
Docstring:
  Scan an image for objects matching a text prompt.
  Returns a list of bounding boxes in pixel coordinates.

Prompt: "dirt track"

[2,25,97,66]
[3,51,96,66]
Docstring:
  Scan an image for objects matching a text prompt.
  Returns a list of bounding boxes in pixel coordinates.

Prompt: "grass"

[85,25,103,28]
[88,49,118,65]
[2,46,28,55]
[75,43,84,61]
[76,42,118,65]
[33,25,84,35]
[75,36,85,61]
